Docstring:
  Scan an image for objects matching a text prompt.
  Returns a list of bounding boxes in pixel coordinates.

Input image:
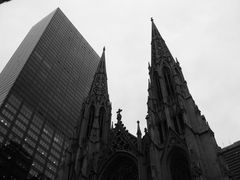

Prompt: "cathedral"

[58,19,231,180]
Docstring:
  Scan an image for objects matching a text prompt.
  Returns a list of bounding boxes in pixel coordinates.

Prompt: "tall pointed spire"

[137,120,142,137]
[89,47,108,96]
[151,18,174,66]
[151,17,164,42]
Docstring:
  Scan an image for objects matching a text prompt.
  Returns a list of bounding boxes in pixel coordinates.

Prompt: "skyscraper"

[0,8,100,179]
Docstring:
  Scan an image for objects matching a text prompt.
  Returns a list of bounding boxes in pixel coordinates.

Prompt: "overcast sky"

[0,0,239,148]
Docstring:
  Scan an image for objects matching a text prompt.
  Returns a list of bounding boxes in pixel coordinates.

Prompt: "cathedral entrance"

[168,148,192,180]
[99,152,138,180]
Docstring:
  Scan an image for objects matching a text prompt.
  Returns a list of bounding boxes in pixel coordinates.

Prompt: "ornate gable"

[97,109,138,172]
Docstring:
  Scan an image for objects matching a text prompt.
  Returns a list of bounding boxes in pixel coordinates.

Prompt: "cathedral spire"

[89,47,108,97]
[151,18,174,67]
[151,17,164,42]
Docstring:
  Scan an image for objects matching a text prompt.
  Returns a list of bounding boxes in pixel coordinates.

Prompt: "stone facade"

[58,20,231,180]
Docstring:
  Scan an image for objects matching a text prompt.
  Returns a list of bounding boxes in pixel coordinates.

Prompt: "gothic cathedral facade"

[58,20,230,180]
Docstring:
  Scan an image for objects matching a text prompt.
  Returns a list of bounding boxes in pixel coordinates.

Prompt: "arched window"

[173,116,180,134]
[169,148,191,180]
[87,105,95,138]
[158,123,164,143]
[99,107,106,138]
[178,113,185,133]
[99,153,138,180]
[163,120,168,137]
[153,71,163,101]
[163,67,174,96]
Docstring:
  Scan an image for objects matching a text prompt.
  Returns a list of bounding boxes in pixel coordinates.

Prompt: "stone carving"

[116,108,122,121]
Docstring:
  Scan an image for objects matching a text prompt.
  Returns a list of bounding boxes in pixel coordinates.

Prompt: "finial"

[145,114,149,120]
[175,57,179,64]
[103,46,105,52]
[111,121,114,129]
[151,17,154,22]
[144,128,148,134]
[116,108,122,122]
[137,120,142,137]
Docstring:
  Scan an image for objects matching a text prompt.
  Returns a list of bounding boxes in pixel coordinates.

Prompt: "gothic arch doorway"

[168,147,192,180]
[99,152,138,180]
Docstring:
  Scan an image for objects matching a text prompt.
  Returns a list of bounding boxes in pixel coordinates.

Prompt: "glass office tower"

[0,8,100,179]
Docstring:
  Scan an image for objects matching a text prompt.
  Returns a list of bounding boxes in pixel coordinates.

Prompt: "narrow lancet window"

[173,117,180,134]
[99,107,106,138]
[158,123,164,143]
[87,105,95,138]
[154,71,163,101]
[163,67,174,96]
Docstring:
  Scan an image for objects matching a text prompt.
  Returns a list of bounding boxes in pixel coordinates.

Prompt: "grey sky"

[0,0,239,147]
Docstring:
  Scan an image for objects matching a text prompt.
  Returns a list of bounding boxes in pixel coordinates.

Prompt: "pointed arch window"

[163,67,174,96]
[99,107,106,138]
[163,120,168,137]
[87,105,95,138]
[173,116,180,134]
[153,71,163,101]
[178,113,185,133]
[158,123,164,143]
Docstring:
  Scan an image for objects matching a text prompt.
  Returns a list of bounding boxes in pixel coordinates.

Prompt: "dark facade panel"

[221,141,240,179]
[0,9,57,107]
[0,8,100,179]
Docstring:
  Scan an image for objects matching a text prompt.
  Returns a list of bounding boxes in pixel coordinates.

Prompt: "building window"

[178,113,185,133]
[53,133,63,146]
[18,114,29,125]
[173,117,180,134]
[41,133,51,144]
[35,153,46,165]
[15,119,27,131]
[99,107,105,138]
[8,133,21,143]
[163,67,174,96]
[20,104,32,119]
[43,124,53,138]
[12,127,24,138]
[52,142,61,152]
[50,148,60,159]
[49,155,59,166]
[30,124,40,134]
[87,105,95,137]
[2,109,14,121]
[0,118,10,128]
[158,123,164,143]
[37,146,47,157]
[7,94,21,108]
[32,114,44,129]
[39,139,50,149]
[25,137,36,148]
[33,161,44,172]
[27,130,39,141]
[23,144,34,155]
[45,170,54,179]
[4,103,17,114]
[154,71,163,101]
[47,162,57,173]
[0,124,7,135]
